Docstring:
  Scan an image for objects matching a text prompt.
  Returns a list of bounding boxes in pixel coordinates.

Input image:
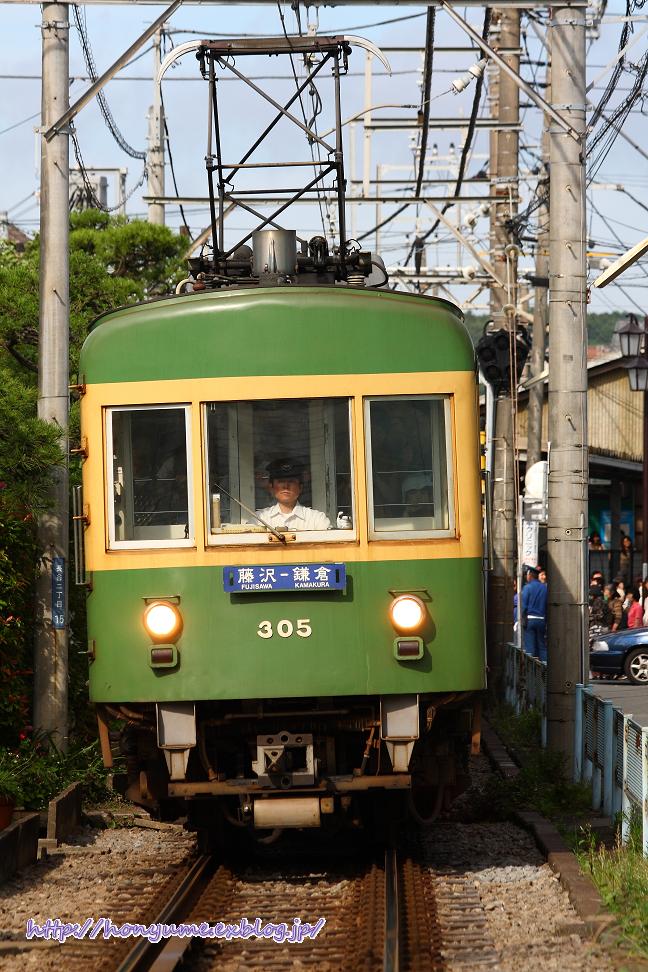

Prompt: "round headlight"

[389,594,426,632]
[143,601,182,642]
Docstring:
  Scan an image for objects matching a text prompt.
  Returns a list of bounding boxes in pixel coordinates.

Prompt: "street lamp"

[614,314,648,587]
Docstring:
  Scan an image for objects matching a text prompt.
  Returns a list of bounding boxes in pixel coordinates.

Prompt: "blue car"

[590,627,648,684]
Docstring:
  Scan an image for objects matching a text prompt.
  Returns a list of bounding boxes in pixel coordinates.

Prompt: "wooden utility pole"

[486,7,520,689]
[527,65,550,469]
[34,2,70,750]
[147,29,165,225]
[546,7,588,768]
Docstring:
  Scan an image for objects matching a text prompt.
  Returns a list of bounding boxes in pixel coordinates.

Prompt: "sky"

[2,1,648,315]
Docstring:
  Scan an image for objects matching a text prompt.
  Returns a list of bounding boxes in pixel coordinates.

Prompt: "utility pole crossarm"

[423,199,507,290]
[439,0,581,143]
[44,0,183,141]
[593,236,648,288]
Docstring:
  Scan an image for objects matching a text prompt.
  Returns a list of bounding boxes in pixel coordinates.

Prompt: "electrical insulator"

[451,58,488,95]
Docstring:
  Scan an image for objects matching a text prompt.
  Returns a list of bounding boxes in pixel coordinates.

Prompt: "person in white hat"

[255,458,331,531]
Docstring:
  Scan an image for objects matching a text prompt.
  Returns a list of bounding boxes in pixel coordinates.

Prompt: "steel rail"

[116,854,213,972]
[383,847,401,972]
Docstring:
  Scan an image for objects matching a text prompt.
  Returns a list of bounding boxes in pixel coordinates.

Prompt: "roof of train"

[80,286,475,383]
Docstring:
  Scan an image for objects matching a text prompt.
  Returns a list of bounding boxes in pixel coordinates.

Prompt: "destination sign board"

[223,563,346,593]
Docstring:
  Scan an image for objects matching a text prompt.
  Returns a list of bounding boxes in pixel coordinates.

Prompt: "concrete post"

[34,3,70,750]
[546,7,588,768]
[147,30,165,225]
[527,65,550,469]
[486,7,520,689]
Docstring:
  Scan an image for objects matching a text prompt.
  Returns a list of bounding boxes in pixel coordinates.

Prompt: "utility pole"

[486,7,520,690]
[147,29,165,225]
[527,64,550,469]
[34,2,70,750]
[546,7,587,768]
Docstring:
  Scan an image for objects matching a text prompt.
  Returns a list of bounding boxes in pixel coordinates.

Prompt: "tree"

[0,213,187,743]
[464,311,628,349]
[0,212,187,383]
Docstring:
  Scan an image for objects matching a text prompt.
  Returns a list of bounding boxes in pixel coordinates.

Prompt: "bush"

[0,735,111,810]
[0,514,38,747]
[577,819,648,958]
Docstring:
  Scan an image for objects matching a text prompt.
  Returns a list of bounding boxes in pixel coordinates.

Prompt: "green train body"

[79,283,485,837]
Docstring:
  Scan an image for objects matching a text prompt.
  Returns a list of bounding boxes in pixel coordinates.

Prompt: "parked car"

[590,627,648,684]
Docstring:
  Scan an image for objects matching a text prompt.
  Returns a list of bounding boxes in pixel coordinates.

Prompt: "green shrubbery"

[577,820,648,959]
[0,214,186,759]
[0,735,110,809]
[491,704,648,960]
[481,705,591,822]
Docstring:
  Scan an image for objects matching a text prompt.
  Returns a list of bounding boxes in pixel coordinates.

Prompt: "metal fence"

[504,642,648,855]
[504,642,547,746]
[575,684,648,854]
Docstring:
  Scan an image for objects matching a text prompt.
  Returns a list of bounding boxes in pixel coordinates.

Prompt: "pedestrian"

[590,570,604,588]
[513,578,518,625]
[604,583,623,633]
[537,566,547,584]
[521,567,547,663]
[619,535,634,584]
[589,585,611,645]
[625,587,643,629]
[589,532,605,551]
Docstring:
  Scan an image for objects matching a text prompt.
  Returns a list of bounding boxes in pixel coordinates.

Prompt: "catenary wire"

[401,6,492,267]
[72,4,147,161]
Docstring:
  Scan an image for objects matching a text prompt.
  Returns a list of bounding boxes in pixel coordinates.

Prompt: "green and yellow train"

[79,230,485,842]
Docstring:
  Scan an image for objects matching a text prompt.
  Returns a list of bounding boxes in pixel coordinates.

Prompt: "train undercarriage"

[97,692,481,842]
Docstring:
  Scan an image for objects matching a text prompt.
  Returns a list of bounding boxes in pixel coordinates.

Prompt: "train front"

[79,234,485,841]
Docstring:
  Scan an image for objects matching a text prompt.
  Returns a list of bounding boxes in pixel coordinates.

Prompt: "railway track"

[1,754,616,972]
[113,844,502,972]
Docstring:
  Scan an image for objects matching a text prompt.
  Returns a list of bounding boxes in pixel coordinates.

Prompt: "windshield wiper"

[212,480,287,544]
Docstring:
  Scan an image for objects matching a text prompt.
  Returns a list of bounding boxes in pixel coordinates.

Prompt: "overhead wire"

[401,5,492,267]
[587,0,648,182]
[589,194,648,275]
[7,192,36,214]
[69,123,147,213]
[276,1,329,239]
[72,5,147,161]
[160,31,192,237]
[167,12,427,39]
[0,111,40,137]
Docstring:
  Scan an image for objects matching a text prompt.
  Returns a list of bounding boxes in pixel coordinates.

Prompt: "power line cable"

[276,1,329,238]
[589,0,636,130]
[587,48,648,182]
[402,6,492,266]
[168,12,427,38]
[8,191,36,213]
[72,5,147,161]
[160,93,192,238]
[588,194,648,283]
[415,8,436,199]
[160,31,192,237]
[70,123,147,213]
[0,111,40,137]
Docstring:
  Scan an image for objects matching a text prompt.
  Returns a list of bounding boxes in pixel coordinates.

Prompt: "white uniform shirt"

[255,502,331,531]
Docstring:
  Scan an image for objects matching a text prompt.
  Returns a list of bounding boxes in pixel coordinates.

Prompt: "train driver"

[256,458,331,531]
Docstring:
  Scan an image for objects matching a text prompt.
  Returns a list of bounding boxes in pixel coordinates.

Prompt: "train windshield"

[365,395,455,539]
[106,405,193,548]
[205,398,354,543]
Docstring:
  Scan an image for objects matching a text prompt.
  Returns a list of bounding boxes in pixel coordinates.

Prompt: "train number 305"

[257,619,312,639]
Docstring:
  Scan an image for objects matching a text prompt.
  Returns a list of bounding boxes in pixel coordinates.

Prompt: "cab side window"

[366,395,454,538]
[107,405,193,548]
